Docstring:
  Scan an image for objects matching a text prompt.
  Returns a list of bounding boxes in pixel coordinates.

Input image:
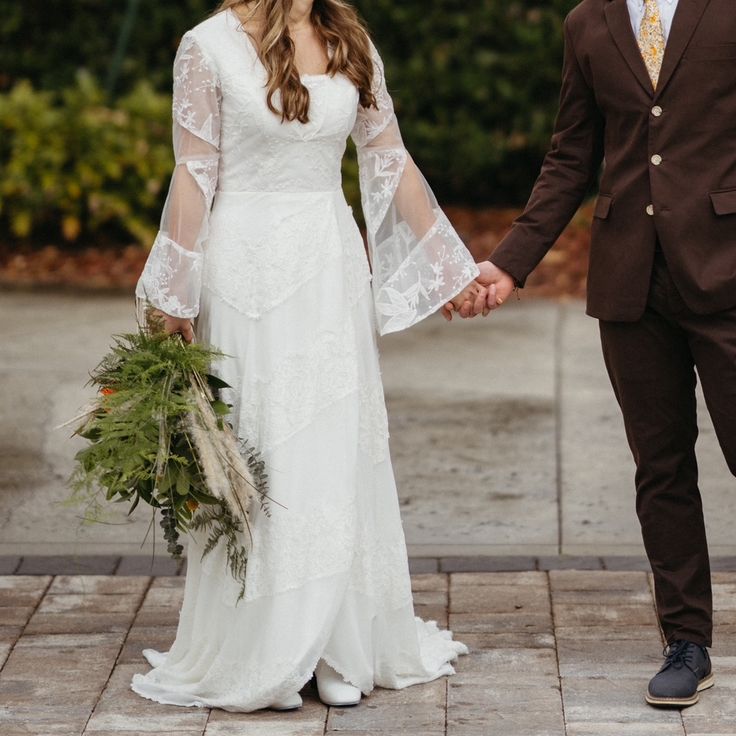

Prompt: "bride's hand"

[442,280,490,321]
[149,309,195,343]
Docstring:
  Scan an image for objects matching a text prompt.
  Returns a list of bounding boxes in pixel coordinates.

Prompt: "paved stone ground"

[2,570,736,735]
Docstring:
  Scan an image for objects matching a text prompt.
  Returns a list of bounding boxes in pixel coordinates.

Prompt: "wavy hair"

[215,0,376,123]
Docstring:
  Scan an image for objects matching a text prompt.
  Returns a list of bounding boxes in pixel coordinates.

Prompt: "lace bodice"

[136,9,478,334]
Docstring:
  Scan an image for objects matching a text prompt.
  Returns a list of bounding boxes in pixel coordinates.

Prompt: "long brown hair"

[215,0,376,123]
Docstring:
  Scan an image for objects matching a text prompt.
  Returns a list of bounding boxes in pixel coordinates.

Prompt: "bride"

[131,0,485,713]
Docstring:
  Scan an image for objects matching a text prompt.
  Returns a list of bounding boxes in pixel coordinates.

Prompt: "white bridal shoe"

[315,659,362,706]
[268,692,303,711]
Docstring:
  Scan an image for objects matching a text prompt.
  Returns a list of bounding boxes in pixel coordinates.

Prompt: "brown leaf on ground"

[0,242,148,292]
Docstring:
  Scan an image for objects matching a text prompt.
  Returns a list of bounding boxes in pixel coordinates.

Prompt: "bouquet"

[65,316,268,602]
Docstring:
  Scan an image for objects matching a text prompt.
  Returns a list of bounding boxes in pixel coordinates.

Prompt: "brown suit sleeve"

[491,18,605,287]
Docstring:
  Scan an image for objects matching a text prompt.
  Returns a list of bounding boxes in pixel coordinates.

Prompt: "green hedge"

[0,1,579,246]
[0,1,218,95]
[357,1,577,204]
[0,74,173,246]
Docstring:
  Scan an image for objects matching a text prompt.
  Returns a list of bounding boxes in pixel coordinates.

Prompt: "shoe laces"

[662,640,702,673]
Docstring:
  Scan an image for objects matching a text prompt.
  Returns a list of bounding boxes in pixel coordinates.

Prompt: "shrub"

[0,1,217,95]
[0,74,173,247]
[357,1,577,203]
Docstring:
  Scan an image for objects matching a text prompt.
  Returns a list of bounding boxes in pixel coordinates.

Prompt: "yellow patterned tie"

[637,0,666,89]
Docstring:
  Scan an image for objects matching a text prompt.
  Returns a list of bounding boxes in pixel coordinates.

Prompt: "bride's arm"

[135,32,222,339]
[351,40,480,336]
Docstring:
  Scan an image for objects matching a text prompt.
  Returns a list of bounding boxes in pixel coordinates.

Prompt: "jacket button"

[651,154,663,166]
[646,204,655,216]
[652,106,663,117]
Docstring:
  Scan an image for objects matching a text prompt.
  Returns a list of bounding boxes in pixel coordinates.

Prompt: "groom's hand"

[442,261,516,321]
[475,261,516,313]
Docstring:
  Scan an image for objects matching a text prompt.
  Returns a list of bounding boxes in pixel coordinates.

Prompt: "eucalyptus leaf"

[175,472,190,497]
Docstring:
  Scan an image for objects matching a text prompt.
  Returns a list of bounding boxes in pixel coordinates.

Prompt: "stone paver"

[11,554,736,577]
[2,571,736,733]
[207,696,327,735]
[15,555,120,575]
[0,556,20,574]
[440,556,539,573]
[0,575,145,735]
[538,555,604,570]
[117,555,183,576]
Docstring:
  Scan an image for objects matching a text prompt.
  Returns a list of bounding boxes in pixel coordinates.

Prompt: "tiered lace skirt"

[130,189,467,712]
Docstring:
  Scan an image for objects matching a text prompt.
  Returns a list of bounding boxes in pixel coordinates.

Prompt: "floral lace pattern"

[229,499,358,603]
[185,158,218,205]
[350,43,395,149]
[373,213,481,333]
[359,148,408,234]
[351,41,479,334]
[135,233,203,319]
[136,24,477,330]
[359,383,390,464]
[173,33,221,146]
[234,322,361,454]
[203,193,345,320]
[135,33,221,318]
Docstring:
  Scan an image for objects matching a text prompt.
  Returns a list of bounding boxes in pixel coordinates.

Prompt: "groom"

[450,0,736,708]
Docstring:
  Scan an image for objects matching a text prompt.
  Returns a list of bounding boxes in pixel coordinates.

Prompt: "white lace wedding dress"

[130,8,475,712]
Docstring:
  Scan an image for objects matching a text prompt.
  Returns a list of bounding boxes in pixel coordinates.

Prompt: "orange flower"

[186,499,199,513]
[101,387,116,396]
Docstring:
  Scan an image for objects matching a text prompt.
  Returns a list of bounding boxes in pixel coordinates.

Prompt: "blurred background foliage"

[0,0,578,250]
[0,76,171,247]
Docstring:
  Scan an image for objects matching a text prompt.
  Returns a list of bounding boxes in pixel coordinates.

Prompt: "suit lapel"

[605,0,655,96]
[654,0,710,99]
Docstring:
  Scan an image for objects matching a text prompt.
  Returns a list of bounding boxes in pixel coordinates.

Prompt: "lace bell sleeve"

[135,32,221,322]
[351,41,479,336]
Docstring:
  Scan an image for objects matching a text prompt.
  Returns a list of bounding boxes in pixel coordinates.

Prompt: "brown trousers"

[599,250,736,648]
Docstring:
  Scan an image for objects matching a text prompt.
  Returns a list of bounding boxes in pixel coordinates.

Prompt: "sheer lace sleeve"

[135,32,221,321]
[351,41,479,335]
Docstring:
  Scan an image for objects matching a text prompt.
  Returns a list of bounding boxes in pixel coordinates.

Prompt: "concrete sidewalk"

[2,570,736,735]
[0,291,733,559]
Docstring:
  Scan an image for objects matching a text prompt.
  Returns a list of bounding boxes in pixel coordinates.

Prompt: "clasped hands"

[442,261,516,322]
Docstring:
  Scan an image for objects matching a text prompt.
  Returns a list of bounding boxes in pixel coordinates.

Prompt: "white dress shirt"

[627,0,679,41]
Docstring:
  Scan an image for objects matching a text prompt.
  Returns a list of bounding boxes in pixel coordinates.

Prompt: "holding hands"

[442,261,516,322]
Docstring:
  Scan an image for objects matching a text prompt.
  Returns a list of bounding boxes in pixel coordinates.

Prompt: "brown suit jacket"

[491,0,736,321]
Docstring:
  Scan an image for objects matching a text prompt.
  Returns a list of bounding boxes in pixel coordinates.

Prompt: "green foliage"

[357,1,578,204]
[0,0,218,95]
[0,73,173,246]
[191,503,248,593]
[69,326,224,522]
